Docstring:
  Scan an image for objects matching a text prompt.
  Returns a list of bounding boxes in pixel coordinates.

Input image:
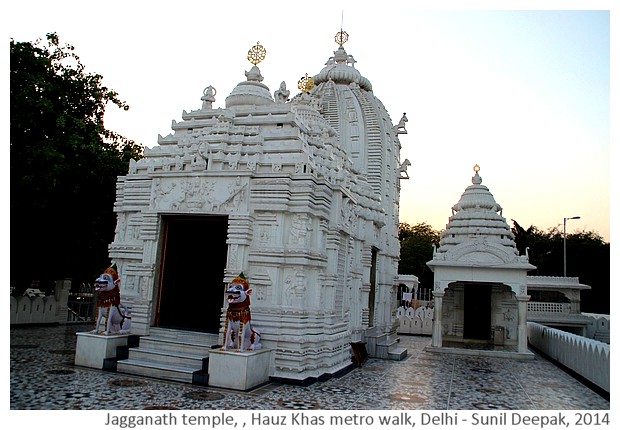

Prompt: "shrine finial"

[335,29,349,47]
[297,73,315,94]
[247,42,266,65]
[472,164,482,185]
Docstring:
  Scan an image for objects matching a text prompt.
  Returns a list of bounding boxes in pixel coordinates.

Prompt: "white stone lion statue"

[222,273,261,352]
[91,264,131,335]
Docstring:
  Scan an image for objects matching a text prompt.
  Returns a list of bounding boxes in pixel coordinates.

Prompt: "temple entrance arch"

[441,282,518,346]
[155,215,228,333]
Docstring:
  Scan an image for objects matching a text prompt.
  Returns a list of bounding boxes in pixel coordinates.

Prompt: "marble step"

[388,346,408,361]
[139,336,217,357]
[116,327,218,385]
[147,327,219,344]
[117,359,198,384]
[128,347,208,369]
[377,336,407,360]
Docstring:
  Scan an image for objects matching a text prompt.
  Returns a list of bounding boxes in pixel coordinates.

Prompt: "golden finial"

[297,73,315,94]
[473,164,480,173]
[247,42,266,65]
[335,30,349,47]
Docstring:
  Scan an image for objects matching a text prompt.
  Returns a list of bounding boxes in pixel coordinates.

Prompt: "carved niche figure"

[201,85,216,110]
[274,81,290,103]
[399,159,411,179]
[395,112,408,134]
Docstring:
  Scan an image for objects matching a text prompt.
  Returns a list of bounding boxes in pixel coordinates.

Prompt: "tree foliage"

[398,222,441,290]
[10,33,144,293]
[511,220,609,314]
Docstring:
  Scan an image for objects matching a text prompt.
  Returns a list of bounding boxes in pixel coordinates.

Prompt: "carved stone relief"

[114,213,127,243]
[228,244,239,269]
[284,270,306,307]
[139,276,150,300]
[119,214,141,243]
[216,177,247,212]
[150,177,247,213]
[289,214,313,247]
[124,275,137,295]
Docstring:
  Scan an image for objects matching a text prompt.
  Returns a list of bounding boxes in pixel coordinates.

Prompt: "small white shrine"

[103,33,409,383]
[426,165,535,357]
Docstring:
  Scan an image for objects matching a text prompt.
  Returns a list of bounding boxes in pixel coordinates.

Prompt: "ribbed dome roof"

[307,35,398,190]
[451,168,502,213]
[296,31,400,254]
[313,46,372,91]
[437,166,518,255]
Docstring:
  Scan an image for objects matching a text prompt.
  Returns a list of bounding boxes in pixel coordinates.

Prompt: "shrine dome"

[436,165,520,257]
[313,45,372,91]
[225,43,274,108]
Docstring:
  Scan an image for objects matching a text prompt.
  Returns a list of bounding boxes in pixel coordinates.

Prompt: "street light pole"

[563,216,581,277]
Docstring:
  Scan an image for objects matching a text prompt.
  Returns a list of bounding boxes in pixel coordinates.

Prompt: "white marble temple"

[105,35,408,382]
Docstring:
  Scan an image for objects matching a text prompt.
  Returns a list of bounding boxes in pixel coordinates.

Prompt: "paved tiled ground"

[10,324,609,410]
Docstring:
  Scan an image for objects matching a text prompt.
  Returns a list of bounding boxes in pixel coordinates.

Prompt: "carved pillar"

[516,294,531,353]
[226,213,254,276]
[431,282,446,348]
[54,279,72,324]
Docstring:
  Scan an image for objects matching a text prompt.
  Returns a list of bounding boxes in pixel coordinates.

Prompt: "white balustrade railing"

[527,302,572,313]
[528,322,609,392]
[10,295,61,325]
[11,279,74,325]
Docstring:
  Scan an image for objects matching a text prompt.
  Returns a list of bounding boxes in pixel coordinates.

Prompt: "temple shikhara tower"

[106,33,410,383]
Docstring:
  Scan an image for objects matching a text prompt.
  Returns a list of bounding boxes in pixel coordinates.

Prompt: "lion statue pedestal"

[74,332,130,369]
[209,273,271,390]
[75,264,132,369]
[207,348,272,390]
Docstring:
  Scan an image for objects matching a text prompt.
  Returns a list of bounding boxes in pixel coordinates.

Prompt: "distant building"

[526,275,592,336]
[22,288,45,298]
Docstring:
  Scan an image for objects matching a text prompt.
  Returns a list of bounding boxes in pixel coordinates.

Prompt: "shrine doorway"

[155,215,228,333]
[463,283,492,341]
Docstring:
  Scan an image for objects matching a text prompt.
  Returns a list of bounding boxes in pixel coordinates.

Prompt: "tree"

[10,33,144,293]
[398,222,441,290]
[511,220,609,314]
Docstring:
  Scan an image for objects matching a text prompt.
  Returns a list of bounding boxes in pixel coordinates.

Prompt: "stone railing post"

[431,283,446,348]
[54,279,72,324]
[516,294,530,353]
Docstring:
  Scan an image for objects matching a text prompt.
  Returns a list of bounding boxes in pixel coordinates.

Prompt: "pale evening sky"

[5,0,615,243]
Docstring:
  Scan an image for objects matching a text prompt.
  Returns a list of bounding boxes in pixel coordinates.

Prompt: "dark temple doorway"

[463,283,492,341]
[155,215,228,333]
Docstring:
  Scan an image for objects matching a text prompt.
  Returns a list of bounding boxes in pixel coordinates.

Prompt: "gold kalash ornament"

[247,41,266,65]
[297,73,315,94]
[335,29,349,47]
